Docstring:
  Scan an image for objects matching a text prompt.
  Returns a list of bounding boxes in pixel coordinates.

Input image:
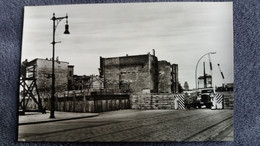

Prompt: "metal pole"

[50,13,56,118]
[49,13,69,118]
[195,52,216,95]
[203,62,206,88]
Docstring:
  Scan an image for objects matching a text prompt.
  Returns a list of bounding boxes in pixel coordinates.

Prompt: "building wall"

[171,64,179,93]
[158,61,172,93]
[101,54,158,93]
[68,65,74,90]
[32,59,69,92]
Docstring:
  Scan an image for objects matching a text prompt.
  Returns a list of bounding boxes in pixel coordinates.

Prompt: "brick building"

[99,53,179,93]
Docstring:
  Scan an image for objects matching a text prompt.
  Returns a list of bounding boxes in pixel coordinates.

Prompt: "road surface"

[18,109,233,142]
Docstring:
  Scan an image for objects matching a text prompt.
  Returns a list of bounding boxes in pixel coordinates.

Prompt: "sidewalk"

[19,111,99,125]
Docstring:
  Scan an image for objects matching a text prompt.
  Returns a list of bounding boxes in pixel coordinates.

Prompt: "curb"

[19,113,99,125]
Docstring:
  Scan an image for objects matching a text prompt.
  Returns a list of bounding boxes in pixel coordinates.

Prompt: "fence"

[25,92,130,113]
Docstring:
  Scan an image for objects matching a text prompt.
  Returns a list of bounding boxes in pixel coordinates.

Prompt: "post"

[50,13,56,118]
[49,13,70,118]
[203,62,206,88]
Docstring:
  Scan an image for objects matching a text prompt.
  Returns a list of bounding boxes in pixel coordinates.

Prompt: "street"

[18,109,233,142]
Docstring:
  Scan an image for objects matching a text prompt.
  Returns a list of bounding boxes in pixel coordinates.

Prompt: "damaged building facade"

[99,53,179,94]
[158,61,178,93]
[21,58,72,92]
[21,58,103,93]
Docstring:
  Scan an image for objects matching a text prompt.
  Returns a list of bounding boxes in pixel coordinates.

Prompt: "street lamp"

[195,52,216,95]
[50,13,70,119]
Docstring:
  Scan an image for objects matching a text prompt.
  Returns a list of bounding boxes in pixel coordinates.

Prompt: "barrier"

[215,93,224,109]
[176,94,185,110]
[211,93,224,110]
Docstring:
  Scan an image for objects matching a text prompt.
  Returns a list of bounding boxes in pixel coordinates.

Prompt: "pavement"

[19,111,99,125]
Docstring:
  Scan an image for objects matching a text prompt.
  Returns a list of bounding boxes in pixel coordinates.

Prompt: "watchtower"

[19,59,45,115]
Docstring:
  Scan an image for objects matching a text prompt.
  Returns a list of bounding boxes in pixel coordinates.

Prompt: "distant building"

[72,75,103,91]
[100,53,179,93]
[73,75,90,90]
[198,74,212,89]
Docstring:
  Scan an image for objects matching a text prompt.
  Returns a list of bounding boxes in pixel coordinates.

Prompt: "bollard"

[176,95,185,110]
[210,93,217,110]
[174,97,178,110]
[215,94,224,109]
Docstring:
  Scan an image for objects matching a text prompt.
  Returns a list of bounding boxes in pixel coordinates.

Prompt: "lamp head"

[210,52,216,54]
[64,24,70,34]
[64,14,70,34]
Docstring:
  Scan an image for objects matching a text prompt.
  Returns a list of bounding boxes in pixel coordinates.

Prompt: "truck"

[197,88,214,109]
[185,88,214,109]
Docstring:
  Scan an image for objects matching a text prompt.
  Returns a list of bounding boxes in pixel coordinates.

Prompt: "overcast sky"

[22,2,233,89]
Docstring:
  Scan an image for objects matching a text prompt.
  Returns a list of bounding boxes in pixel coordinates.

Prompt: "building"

[100,53,158,93]
[198,74,212,89]
[68,65,74,90]
[158,61,178,93]
[73,75,104,91]
[100,53,179,93]
[21,58,72,92]
[171,64,179,93]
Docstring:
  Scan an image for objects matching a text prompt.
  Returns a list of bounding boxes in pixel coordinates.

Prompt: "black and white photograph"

[18,2,234,142]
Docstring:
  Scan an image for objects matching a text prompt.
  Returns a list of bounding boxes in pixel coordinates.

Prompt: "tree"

[184,81,189,91]
[178,83,184,93]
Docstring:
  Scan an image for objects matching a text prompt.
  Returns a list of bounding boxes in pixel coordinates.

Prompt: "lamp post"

[195,52,216,95]
[50,13,70,119]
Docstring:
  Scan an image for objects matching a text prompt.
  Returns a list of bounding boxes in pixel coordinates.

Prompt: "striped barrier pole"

[215,93,224,109]
[176,94,185,110]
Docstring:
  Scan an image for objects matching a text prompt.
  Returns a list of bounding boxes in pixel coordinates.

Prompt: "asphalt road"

[18,109,233,142]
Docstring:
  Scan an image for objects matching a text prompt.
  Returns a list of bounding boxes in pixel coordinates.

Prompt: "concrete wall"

[130,94,181,110]
[26,94,130,113]
[221,91,234,109]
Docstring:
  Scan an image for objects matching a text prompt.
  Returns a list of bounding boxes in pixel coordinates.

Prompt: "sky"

[21,2,234,89]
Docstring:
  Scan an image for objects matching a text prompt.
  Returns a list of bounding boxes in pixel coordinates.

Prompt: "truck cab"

[197,88,214,109]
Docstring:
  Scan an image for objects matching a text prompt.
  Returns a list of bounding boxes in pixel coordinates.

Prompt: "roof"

[100,53,156,60]
[25,58,70,65]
